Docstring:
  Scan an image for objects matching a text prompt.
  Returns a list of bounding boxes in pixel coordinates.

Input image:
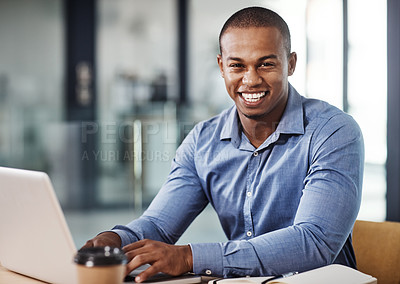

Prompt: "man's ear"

[217,54,224,78]
[288,52,297,76]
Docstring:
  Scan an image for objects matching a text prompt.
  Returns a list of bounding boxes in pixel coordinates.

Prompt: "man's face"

[218,27,296,121]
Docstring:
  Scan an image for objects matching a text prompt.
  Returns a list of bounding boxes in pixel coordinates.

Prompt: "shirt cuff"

[109,226,139,247]
[189,242,224,276]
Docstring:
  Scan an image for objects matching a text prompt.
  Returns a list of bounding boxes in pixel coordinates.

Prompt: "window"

[347,0,387,220]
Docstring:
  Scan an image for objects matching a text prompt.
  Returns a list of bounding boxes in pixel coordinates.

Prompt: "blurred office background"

[0,0,397,247]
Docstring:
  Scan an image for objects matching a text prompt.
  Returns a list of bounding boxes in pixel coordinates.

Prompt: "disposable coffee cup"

[74,246,127,284]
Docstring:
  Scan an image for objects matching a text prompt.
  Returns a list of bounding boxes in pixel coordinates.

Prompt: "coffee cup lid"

[74,246,127,267]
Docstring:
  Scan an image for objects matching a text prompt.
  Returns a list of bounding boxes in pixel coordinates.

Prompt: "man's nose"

[242,68,262,86]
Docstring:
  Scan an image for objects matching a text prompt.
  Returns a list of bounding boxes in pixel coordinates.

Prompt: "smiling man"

[83,7,364,282]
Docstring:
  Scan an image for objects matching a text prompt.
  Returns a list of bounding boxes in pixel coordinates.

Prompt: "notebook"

[0,167,203,284]
[208,264,377,284]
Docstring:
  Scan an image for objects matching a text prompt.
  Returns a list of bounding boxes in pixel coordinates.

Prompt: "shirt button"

[246,231,252,237]
[247,191,252,197]
[205,269,212,275]
[253,151,258,157]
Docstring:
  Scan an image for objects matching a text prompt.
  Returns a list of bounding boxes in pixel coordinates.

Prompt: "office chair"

[352,220,400,284]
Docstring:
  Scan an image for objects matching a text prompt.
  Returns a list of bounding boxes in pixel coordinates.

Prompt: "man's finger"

[80,232,122,250]
[134,264,160,283]
[122,239,149,251]
[126,252,155,275]
[124,246,150,262]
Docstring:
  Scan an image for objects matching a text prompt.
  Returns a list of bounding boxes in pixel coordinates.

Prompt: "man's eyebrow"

[258,55,278,61]
[226,55,278,61]
[226,56,243,62]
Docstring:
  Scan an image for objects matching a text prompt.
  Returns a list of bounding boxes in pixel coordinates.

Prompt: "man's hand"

[81,231,122,249]
[123,239,193,283]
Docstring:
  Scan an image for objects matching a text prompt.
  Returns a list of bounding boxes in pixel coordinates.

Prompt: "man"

[83,7,364,282]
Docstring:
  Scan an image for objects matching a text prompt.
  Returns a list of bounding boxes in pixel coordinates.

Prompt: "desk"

[0,264,46,283]
[0,263,213,284]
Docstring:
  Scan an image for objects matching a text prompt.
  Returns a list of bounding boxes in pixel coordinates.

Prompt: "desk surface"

[0,264,213,284]
[0,264,46,283]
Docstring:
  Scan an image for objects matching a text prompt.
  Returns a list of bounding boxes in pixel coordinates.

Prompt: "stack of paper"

[208,264,377,284]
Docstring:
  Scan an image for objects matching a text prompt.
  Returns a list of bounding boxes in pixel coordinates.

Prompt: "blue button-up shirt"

[112,84,364,277]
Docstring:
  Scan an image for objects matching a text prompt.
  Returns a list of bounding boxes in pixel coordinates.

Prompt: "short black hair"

[219,6,291,56]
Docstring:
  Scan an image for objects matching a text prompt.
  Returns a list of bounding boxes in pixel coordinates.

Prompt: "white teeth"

[242,92,266,102]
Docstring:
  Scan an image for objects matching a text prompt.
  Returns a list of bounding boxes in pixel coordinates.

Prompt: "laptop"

[0,166,78,284]
[0,167,203,284]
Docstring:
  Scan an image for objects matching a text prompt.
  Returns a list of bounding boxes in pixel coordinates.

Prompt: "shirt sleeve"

[190,113,364,277]
[110,125,210,247]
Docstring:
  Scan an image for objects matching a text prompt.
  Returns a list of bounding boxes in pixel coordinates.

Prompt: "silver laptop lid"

[0,167,78,284]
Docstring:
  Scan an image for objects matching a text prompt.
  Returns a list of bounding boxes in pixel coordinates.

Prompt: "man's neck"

[239,117,277,148]
[238,99,288,148]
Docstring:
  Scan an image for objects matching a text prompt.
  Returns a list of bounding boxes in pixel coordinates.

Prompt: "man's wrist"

[185,244,193,272]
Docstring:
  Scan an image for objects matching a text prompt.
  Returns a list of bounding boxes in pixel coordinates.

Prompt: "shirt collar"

[220,106,241,147]
[276,83,305,135]
[219,83,305,146]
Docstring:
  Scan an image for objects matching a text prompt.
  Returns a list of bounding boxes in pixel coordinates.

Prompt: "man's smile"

[240,91,268,103]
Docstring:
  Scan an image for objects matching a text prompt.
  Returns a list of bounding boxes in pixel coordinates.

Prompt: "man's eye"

[260,62,274,67]
[229,63,243,68]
